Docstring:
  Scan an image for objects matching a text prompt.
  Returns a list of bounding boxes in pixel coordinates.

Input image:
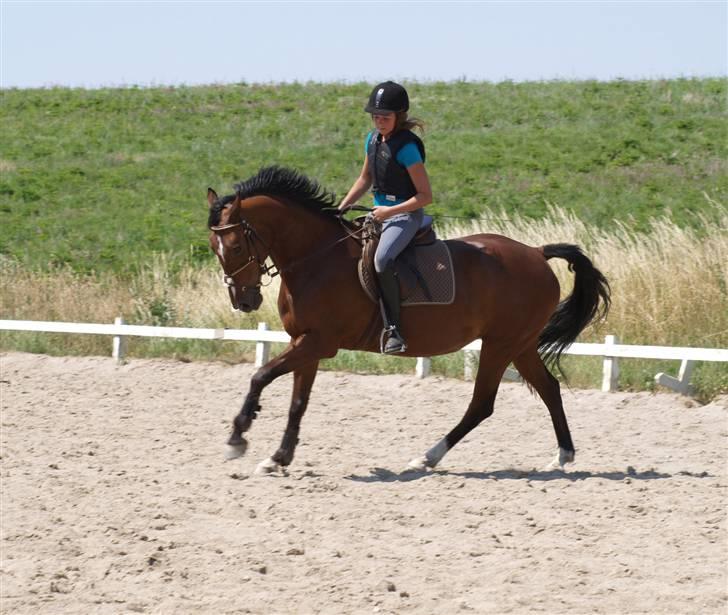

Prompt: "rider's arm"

[339,157,372,209]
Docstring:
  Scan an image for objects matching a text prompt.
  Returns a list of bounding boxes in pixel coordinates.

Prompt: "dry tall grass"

[443,199,727,348]
[2,203,726,357]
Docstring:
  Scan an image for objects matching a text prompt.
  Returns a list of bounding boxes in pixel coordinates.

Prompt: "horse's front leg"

[225,366,270,458]
[255,359,319,475]
[225,333,325,461]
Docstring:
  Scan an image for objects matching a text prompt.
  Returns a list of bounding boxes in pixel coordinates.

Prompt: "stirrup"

[380,326,407,354]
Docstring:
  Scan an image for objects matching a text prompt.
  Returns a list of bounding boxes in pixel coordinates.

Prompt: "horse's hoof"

[225,440,248,460]
[404,456,430,473]
[255,457,281,475]
[543,447,574,471]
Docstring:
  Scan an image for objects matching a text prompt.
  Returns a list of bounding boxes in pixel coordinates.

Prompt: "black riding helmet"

[364,81,409,114]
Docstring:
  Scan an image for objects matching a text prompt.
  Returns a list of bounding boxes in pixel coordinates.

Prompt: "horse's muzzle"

[234,287,263,312]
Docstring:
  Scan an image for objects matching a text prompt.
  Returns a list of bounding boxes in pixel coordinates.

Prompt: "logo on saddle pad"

[358,239,456,306]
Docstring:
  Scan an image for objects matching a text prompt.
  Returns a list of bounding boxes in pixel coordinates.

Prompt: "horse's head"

[207,188,267,313]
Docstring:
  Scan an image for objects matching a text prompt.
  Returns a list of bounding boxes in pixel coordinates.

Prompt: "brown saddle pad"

[358,236,456,307]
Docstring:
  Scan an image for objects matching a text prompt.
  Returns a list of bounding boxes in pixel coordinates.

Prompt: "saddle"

[358,215,456,306]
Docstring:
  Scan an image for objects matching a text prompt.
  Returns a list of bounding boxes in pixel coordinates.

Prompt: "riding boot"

[376,265,407,354]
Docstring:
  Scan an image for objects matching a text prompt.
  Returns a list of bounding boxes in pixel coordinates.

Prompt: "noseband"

[209,220,278,289]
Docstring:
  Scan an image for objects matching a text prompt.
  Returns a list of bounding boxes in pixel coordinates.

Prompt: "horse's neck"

[254,200,344,269]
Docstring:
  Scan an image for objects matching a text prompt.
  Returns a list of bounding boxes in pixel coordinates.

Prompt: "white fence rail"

[1,319,726,396]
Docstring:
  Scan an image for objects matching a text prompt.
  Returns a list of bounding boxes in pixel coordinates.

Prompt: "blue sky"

[1,1,726,88]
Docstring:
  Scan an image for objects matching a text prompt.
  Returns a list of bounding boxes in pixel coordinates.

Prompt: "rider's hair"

[395,112,425,133]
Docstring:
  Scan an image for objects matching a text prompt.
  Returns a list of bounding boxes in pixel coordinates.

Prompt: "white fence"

[1,319,726,396]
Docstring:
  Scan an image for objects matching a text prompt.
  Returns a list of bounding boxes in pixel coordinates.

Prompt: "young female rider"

[338,81,433,354]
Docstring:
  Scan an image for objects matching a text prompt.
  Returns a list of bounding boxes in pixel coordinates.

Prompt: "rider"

[338,81,433,354]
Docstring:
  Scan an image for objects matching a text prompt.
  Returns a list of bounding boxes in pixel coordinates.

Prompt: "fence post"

[655,359,694,395]
[255,322,270,367]
[601,334,619,392]
[416,357,431,379]
[112,316,126,364]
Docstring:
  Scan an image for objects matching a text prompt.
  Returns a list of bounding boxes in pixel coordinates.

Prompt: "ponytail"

[396,112,425,134]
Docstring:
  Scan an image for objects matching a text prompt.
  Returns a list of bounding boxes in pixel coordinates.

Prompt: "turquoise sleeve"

[396,142,424,167]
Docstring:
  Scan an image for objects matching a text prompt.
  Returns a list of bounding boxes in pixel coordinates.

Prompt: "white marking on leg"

[406,437,449,472]
[255,457,280,475]
[426,438,449,466]
[405,456,429,472]
[543,447,575,471]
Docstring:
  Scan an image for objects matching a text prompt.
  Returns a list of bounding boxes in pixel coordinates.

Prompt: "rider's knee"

[374,254,395,274]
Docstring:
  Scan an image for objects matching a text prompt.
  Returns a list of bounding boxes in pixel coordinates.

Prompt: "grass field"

[1,78,725,274]
[1,79,726,398]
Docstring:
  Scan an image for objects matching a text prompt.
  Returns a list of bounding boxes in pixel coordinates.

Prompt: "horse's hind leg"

[407,344,510,471]
[255,360,319,475]
[512,347,575,470]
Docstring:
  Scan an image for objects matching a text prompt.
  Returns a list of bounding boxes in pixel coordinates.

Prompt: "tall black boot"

[376,265,407,354]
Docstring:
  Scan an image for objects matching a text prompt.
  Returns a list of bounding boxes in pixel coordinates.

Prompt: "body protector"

[367,129,426,201]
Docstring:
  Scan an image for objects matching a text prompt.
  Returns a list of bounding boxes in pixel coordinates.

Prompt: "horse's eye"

[232,245,243,254]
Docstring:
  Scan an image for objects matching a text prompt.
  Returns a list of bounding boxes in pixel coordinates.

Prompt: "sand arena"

[1,352,726,614]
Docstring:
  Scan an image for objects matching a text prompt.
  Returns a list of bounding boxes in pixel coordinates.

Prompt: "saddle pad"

[358,240,456,307]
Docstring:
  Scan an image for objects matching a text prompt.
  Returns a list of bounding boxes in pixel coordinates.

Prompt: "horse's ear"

[230,192,242,213]
[207,188,218,207]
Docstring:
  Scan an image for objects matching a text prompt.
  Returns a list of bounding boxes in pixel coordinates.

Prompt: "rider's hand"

[371,206,391,223]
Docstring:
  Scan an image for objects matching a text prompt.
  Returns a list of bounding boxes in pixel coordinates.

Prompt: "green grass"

[1,79,726,275]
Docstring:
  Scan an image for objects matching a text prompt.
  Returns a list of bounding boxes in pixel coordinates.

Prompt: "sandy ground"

[0,351,726,615]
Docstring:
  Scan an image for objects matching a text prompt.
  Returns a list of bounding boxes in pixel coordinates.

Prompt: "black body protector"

[367,129,426,202]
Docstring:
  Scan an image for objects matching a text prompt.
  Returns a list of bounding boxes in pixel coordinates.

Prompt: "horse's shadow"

[345,467,710,484]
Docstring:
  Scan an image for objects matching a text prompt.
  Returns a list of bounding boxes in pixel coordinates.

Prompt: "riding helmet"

[364,81,409,114]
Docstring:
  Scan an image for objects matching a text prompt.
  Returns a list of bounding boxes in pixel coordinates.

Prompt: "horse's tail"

[538,244,611,375]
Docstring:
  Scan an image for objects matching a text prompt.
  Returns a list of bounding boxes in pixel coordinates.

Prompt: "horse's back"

[451,233,554,279]
[454,232,540,256]
[446,233,561,335]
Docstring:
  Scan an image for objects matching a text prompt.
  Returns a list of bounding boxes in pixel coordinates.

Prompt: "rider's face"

[371,112,396,136]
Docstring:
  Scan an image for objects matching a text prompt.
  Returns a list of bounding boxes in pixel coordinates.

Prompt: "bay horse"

[207,166,610,475]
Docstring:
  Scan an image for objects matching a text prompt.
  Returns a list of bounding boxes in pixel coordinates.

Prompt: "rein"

[210,211,368,287]
[276,215,368,276]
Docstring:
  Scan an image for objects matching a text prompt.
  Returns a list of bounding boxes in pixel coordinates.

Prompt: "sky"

[0,0,726,88]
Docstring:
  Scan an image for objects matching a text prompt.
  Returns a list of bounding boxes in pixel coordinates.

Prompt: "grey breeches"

[374,208,424,273]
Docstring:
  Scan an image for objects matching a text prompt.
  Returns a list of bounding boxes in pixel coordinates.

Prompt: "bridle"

[209,206,370,290]
[209,219,279,290]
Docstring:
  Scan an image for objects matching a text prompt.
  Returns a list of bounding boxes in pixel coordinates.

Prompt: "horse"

[207,166,610,475]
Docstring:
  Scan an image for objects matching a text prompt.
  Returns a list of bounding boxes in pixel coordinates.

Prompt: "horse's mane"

[209,166,337,227]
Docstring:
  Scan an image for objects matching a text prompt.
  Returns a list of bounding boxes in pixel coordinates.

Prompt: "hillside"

[0,79,726,274]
